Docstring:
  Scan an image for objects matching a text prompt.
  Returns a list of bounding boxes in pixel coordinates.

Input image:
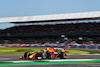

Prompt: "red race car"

[20,47,67,60]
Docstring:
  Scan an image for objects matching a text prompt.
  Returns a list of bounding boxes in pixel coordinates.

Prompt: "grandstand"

[0,11,100,48]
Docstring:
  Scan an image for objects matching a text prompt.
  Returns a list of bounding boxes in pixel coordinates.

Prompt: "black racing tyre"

[42,53,46,59]
[24,52,30,59]
[60,53,67,59]
[63,53,67,59]
[46,51,51,59]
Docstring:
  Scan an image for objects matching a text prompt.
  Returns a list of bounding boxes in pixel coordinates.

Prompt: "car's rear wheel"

[42,53,46,59]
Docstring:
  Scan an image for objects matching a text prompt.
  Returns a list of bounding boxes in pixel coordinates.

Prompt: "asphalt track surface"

[0,54,100,61]
[0,54,100,67]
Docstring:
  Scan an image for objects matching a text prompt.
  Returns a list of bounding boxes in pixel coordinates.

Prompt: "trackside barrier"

[27,46,65,48]
[78,46,87,49]
[70,46,100,49]
[70,46,77,48]
[97,46,100,49]
[5,45,100,49]
[87,46,96,49]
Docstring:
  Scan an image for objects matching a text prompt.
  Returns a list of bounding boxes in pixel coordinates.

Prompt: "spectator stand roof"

[0,11,100,23]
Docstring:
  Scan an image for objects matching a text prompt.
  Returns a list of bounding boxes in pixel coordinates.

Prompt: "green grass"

[0,47,44,54]
[0,47,100,54]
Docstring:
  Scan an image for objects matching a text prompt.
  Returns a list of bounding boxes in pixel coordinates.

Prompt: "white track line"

[41,59,98,62]
[3,61,34,63]
[2,59,100,63]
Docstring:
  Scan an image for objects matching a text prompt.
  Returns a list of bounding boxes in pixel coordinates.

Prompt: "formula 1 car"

[20,47,67,60]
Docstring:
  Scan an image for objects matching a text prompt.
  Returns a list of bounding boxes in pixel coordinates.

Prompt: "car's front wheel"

[60,53,67,59]
[24,52,31,59]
